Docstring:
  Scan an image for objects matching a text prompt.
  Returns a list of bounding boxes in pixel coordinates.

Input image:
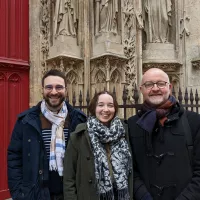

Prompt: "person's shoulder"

[119,118,127,124]
[185,110,200,118]
[70,122,87,138]
[17,102,41,120]
[127,114,139,123]
[65,101,87,121]
[185,110,200,131]
[118,118,128,128]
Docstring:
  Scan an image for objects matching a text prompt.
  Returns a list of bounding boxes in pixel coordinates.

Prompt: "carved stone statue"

[143,0,172,43]
[54,0,78,38]
[95,0,118,35]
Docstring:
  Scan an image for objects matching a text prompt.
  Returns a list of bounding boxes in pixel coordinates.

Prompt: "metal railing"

[67,86,200,119]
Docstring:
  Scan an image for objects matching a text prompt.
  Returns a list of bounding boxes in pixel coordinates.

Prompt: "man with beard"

[7,69,86,200]
[128,68,200,200]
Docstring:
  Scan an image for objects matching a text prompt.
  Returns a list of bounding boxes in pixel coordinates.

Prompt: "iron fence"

[67,86,200,119]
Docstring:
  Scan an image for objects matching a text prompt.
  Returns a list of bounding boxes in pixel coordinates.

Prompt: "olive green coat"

[63,121,133,200]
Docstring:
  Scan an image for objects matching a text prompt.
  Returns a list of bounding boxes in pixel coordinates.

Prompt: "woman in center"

[63,91,133,200]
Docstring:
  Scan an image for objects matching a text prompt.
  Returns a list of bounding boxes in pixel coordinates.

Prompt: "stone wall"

[29,0,200,106]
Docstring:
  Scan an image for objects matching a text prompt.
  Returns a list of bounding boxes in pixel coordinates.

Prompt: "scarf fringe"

[118,188,130,200]
[99,189,114,200]
[99,188,130,200]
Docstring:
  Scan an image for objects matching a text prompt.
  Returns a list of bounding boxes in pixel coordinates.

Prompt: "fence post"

[122,86,127,120]
[190,89,194,112]
[86,89,90,116]
[184,88,188,111]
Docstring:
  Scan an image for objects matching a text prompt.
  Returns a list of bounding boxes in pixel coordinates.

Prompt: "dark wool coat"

[128,104,200,200]
[63,121,134,200]
[7,101,86,200]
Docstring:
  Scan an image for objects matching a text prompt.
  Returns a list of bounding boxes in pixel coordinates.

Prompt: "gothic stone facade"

[29,0,200,105]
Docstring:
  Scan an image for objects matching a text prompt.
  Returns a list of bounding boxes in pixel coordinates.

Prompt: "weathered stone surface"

[29,0,200,105]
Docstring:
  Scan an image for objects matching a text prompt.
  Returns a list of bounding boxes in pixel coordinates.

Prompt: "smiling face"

[140,68,172,106]
[43,75,66,111]
[95,93,115,126]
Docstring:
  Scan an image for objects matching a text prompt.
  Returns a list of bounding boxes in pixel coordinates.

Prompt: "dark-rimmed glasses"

[142,81,169,90]
[44,84,65,92]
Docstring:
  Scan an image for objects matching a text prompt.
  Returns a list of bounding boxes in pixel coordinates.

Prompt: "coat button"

[39,170,43,174]
[88,179,92,183]
[28,139,31,142]
[87,156,90,160]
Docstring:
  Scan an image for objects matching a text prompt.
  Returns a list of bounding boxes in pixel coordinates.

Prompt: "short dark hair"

[42,69,67,87]
[88,91,118,117]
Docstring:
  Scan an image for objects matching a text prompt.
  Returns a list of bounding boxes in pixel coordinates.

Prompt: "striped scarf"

[41,100,68,176]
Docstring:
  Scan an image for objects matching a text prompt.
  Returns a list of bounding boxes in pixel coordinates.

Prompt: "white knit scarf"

[41,100,68,176]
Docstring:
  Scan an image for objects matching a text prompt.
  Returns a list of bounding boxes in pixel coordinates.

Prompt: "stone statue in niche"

[95,0,119,35]
[54,0,78,38]
[143,0,172,43]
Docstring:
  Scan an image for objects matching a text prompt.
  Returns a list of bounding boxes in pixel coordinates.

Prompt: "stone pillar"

[29,0,44,106]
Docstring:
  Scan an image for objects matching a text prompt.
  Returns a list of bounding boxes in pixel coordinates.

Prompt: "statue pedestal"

[49,35,82,59]
[143,43,176,63]
[93,32,124,57]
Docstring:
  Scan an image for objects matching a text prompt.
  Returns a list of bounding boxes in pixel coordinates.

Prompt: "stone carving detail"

[110,70,120,83]
[95,0,119,35]
[180,12,190,38]
[46,57,83,84]
[192,60,200,70]
[54,0,78,38]
[40,0,50,73]
[95,70,106,83]
[122,0,136,89]
[169,74,180,94]
[135,11,144,29]
[143,63,181,71]
[66,70,79,84]
[91,56,126,95]
[142,0,172,43]
[124,37,136,84]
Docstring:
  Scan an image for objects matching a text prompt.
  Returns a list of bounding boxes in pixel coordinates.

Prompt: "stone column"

[29,0,44,106]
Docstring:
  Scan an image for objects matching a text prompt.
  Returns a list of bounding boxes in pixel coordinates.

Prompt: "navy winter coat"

[7,101,87,200]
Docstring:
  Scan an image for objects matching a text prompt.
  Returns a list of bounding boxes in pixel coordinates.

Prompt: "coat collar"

[18,101,86,134]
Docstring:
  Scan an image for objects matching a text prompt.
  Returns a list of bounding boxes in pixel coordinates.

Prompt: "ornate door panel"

[0,0,29,199]
[0,66,29,199]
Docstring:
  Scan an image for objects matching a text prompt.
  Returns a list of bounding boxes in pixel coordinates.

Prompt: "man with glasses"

[128,68,200,200]
[7,69,86,200]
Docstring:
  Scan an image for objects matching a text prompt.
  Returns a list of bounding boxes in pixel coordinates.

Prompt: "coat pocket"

[18,182,35,200]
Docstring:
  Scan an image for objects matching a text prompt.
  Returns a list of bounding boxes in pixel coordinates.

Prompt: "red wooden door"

[0,0,29,199]
[0,66,29,199]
